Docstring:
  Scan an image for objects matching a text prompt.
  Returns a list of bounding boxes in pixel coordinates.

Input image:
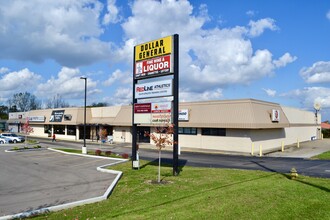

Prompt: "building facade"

[6,99,321,154]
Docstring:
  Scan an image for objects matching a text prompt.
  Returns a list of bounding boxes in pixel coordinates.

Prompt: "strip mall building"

[7,99,321,154]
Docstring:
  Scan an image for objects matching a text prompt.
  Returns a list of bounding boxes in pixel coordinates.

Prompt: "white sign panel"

[28,116,45,122]
[151,113,172,124]
[134,113,152,124]
[179,109,189,121]
[151,102,172,113]
[135,79,173,99]
[272,109,280,122]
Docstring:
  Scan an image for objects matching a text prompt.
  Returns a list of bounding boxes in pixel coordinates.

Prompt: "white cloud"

[104,87,132,105]
[300,61,330,83]
[0,67,10,74]
[0,68,41,91]
[0,0,111,67]
[327,10,330,20]
[103,0,122,25]
[248,18,278,37]
[118,1,294,99]
[180,88,223,102]
[246,10,256,17]
[273,53,297,68]
[281,87,330,110]
[103,69,131,86]
[36,67,99,99]
[263,88,277,97]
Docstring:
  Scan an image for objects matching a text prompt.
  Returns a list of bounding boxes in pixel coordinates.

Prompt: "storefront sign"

[151,113,172,124]
[28,116,45,122]
[135,35,172,62]
[179,109,189,121]
[134,103,151,113]
[272,109,280,122]
[151,102,172,113]
[135,79,173,99]
[49,110,65,122]
[135,55,172,79]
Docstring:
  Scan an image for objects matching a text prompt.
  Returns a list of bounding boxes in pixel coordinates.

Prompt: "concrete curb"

[0,148,128,220]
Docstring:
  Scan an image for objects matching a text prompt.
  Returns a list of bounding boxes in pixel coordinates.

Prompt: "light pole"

[80,76,87,154]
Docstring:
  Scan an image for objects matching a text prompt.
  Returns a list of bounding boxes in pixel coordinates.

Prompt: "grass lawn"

[30,159,330,220]
[312,151,330,160]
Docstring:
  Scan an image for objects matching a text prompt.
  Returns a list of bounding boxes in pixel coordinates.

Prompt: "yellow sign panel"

[135,35,172,62]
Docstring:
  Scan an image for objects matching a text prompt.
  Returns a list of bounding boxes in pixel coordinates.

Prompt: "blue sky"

[0,0,330,120]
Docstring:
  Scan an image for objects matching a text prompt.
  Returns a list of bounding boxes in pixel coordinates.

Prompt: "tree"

[46,94,69,109]
[89,102,108,107]
[145,124,175,183]
[8,92,41,112]
[0,105,9,119]
[21,117,34,148]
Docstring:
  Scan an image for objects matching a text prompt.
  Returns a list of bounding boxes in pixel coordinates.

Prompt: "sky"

[0,0,330,120]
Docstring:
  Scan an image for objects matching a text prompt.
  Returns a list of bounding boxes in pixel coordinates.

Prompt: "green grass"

[312,151,330,160]
[30,160,330,220]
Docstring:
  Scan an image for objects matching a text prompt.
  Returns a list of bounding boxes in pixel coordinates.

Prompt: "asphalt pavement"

[0,145,125,219]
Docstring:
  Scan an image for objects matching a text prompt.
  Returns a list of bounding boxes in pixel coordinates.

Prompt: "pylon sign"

[134,36,173,79]
[132,34,179,176]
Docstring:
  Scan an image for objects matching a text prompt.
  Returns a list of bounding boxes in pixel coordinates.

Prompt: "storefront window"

[67,125,76,136]
[44,125,51,134]
[54,125,65,135]
[178,127,197,135]
[202,128,226,136]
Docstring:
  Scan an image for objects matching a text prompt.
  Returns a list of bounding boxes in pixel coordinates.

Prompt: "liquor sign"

[28,116,45,122]
[135,35,172,62]
[135,79,173,99]
[135,55,172,79]
[179,109,189,121]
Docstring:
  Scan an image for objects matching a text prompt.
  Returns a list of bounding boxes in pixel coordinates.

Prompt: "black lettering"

[160,40,163,47]
[155,41,159,47]
[141,45,144,51]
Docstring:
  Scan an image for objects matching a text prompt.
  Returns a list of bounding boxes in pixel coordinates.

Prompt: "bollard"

[259,144,262,157]
[251,143,254,156]
[281,141,284,152]
[297,138,300,148]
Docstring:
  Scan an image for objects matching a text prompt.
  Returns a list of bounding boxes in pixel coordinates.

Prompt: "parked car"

[0,135,13,144]
[0,133,25,143]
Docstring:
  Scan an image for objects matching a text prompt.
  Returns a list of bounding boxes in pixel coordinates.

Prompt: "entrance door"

[79,126,91,139]
[137,127,150,143]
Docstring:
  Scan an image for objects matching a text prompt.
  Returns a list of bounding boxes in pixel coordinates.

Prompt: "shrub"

[121,153,129,159]
[105,151,112,156]
[95,149,102,156]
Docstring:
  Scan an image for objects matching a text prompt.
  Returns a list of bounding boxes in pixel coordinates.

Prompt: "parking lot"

[0,146,123,217]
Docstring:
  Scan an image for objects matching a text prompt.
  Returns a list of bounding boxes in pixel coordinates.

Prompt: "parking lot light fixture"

[80,76,87,154]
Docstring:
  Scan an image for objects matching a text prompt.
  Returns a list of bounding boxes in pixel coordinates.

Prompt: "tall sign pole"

[132,46,138,164]
[132,34,179,175]
[173,34,179,176]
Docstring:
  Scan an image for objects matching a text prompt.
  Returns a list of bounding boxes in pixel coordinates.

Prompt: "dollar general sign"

[135,36,172,62]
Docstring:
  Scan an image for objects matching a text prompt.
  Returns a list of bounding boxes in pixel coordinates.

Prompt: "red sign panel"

[134,103,151,113]
[135,55,171,79]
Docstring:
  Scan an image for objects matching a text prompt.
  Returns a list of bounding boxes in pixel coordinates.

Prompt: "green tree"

[0,105,9,119]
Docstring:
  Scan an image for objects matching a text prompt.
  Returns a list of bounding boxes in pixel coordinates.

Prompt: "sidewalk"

[266,139,330,158]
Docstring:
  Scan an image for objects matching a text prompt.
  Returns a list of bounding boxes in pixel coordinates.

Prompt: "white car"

[0,133,25,143]
[0,135,12,144]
